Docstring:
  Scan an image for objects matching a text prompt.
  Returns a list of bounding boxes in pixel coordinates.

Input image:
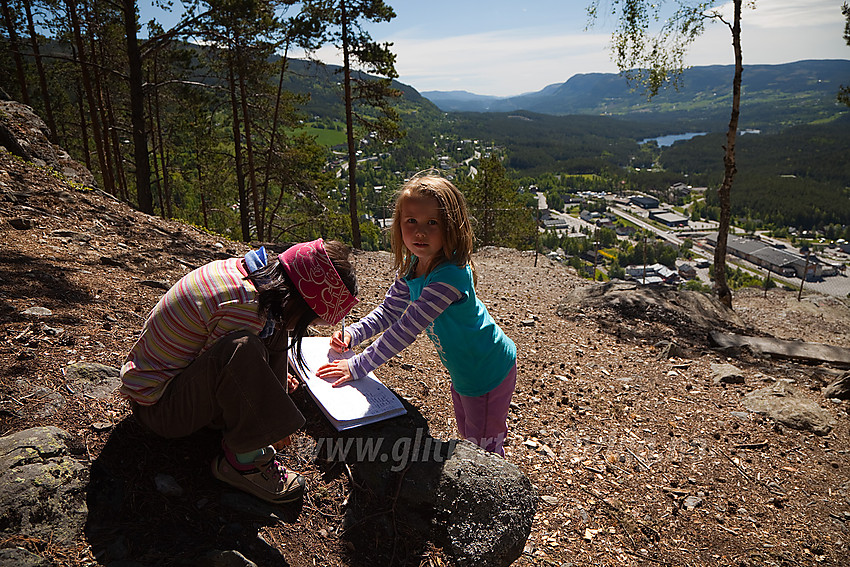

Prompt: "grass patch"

[295,124,348,147]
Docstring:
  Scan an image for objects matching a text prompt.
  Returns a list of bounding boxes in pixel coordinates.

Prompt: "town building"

[624,263,680,285]
[705,233,826,280]
[630,195,660,209]
[648,209,690,227]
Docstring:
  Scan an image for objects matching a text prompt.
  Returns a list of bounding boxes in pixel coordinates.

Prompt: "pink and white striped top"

[120,258,264,405]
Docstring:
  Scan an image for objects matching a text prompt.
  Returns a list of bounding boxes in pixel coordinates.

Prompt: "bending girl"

[316,175,516,455]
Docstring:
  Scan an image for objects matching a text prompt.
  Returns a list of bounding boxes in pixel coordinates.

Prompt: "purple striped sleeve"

[346,278,410,347]
[348,281,463,380]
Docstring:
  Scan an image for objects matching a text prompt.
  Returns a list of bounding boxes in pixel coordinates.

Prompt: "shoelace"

[260,454,290,484]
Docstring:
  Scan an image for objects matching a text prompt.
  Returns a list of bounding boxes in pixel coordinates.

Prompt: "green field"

[296,124,347,147]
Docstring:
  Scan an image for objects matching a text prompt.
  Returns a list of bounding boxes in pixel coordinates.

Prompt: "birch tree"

[588,0,747,308]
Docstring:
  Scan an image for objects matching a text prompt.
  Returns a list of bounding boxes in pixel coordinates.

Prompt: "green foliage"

[615,236,679,269]
[608,263,626,280]
[458,156,537,250]
[658,117,850,231]
[708,264,773,290]
[446,111,660,175]
[682,280,713,293]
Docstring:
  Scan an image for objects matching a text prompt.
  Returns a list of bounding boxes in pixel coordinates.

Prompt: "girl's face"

[400,196,444,271]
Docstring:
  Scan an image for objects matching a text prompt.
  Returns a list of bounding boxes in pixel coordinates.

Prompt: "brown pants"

[133,329,305,454]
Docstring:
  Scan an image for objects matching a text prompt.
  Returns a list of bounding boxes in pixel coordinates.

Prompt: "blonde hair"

[390,173,476,281]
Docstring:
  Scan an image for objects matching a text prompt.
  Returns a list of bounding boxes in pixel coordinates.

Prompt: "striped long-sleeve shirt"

[346,278,463,381]
[347,261,516,397]
[120,258,264,405]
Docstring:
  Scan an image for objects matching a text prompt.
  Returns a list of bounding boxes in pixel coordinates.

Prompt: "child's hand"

[329,329,351,353]
[286,373,299,393]
[315,359,353,387]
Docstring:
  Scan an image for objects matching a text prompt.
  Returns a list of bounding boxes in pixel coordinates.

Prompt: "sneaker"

[212,445,306,504]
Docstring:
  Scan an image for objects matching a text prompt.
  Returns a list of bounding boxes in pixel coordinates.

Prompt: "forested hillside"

[660,115,850,230]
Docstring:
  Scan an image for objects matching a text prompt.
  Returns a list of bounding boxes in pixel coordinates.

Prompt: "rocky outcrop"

[0,100,95,188]
[558,280,748,342]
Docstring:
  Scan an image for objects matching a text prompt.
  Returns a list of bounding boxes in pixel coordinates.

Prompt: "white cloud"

[386,28,615,96]
[712,0,841,28]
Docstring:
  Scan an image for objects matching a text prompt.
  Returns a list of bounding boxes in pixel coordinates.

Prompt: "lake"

[639,132,708,147]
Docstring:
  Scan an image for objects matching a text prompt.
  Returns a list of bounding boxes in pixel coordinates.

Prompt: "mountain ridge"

[421,59,850,127]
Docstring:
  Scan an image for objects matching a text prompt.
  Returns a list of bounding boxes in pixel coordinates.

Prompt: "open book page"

[289,337,406,429]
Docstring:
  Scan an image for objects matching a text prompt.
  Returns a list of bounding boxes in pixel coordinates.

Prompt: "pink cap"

[279,238,358,325]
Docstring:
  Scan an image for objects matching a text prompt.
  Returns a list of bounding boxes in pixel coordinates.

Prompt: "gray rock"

[8,217,32,230]
[656,340,687,359]
[743,382,836,435]
[154,473,184,497]
[712,363,745,385]
[0,547,51,567]
[63,362,121,400]
[340,419,536,567]
[0,100,96,188]
[140,279,171,291]
[558,281,746,335]
[219,491,288,521]
[683,495,703,510]
[196,549,258,567]
[0,427,88,546]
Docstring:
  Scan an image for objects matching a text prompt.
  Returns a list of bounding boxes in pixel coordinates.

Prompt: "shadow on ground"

[85,417,301,566]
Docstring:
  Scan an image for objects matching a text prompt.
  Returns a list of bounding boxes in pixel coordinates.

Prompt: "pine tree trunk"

[66,0,111,194]
[237,53,261,241]
[262,48,290,235]
[342,0,362,248]
[85,1,116,195]
[146,94,164,216]
[74,78,92,170]
[152,58,172,218]
[1,0,30,104]
[713,0,743,310]
[103,84,128,201]
[228,53,250,242]
[122,0,154,214]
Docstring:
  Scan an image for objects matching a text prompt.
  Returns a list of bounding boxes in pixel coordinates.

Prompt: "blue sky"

[139,0,849,97]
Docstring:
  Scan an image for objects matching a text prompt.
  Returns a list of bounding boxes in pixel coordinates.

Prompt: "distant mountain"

[422,60,850,130]
[277,58,443,122]
[418,90,505,112]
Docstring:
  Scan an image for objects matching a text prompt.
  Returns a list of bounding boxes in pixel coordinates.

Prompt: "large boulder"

[335,414,537,567]
[432,441,537,567]
[558,280,747,343]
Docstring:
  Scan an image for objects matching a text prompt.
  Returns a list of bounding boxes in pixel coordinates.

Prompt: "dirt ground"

[2,149,849,566]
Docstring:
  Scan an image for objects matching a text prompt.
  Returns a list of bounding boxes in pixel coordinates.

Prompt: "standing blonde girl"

[316,175,517,455]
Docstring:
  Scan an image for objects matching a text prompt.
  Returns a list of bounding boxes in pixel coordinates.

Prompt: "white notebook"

[288,336,407,431]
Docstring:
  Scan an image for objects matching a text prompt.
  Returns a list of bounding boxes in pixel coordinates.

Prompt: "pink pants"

[450,364,517,456]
